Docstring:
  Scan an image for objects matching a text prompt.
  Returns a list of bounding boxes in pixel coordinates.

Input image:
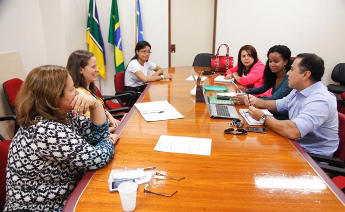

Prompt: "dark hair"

[263,45,292,88]
[66,50,96,93]
[16,65,69,126]
[296,53,324,82]
[237,45,259,76]
[131,40,151,61]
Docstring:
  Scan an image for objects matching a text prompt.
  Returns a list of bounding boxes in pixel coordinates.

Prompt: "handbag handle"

[215,44,230,71]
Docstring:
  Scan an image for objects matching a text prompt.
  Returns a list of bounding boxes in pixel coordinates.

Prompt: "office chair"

[310,112,345,193]
[114,72,137,106]
[0,115,17,211]
[327,63,345,94]
[192,53,215,67]
[94,86,131,120]
[338,92,345,112]
[3,78,24,115]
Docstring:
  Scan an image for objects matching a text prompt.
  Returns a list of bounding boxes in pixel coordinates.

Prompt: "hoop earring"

[283,66,287,73]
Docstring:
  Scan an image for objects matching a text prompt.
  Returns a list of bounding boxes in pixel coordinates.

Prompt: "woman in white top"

[124,41,172,93]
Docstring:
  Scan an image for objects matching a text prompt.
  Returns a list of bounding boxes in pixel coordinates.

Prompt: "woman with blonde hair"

[4,65,118,211]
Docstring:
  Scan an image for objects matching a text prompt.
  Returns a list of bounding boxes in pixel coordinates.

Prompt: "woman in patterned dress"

[4,65,119,212]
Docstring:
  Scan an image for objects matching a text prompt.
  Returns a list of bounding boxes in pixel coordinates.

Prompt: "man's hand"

[248,106,265,121]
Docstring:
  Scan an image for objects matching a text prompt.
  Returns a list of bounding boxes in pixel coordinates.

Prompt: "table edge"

[291,140,345,205]
[62,82,152,211]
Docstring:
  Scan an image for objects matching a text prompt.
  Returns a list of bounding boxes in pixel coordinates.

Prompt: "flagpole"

[135,0,137,44]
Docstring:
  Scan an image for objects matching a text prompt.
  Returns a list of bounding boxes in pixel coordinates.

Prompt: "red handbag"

[211,44,234,72]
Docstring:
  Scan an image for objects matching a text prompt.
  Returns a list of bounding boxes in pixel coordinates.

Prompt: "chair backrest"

[192,53,214,67]
[331,63,345,85]
[114,72,125,93]
[94,86,104,99]
[3,78,23,115]
[0,140,12,211]
[193,53,214,67]
[334,112,345,162]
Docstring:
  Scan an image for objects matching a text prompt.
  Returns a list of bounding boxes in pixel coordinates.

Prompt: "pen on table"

[247,94,252,106]
[230,78,244,94]
[143,111,165,114]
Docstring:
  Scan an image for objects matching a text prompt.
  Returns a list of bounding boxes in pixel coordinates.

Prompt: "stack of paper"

[214,75,233,83]
[239,109,272,125]
[135,100,184,122]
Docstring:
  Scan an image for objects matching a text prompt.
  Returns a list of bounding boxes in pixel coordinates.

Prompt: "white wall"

[0,0,168,95]
[1,0,344,95]
[216,0,345,86]
[0,0,47,73]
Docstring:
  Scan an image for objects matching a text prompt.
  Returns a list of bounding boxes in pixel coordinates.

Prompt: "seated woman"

[224,45,267,94]
[67,50,120,134]
[4,65,118,212]
[233,45,293,120]
[124,41,172,95]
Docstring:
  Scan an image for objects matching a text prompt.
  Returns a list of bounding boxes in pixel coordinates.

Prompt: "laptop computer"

[203,88,240,120]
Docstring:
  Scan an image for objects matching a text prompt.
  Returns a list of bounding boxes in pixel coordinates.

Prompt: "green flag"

[87,0,107,79]
[108,0,125,73]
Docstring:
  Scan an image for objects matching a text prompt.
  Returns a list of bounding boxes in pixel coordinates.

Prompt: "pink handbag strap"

[215,44,230,71]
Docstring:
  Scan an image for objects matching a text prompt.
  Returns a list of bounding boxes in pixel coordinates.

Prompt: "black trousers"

[124,85,147,100]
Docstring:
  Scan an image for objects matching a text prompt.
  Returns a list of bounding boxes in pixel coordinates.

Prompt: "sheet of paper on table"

[154,135,212,156]
[135,100,184,122]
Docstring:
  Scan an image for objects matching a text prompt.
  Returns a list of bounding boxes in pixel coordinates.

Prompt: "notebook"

[239,109,272,125]
[203,89,240,120]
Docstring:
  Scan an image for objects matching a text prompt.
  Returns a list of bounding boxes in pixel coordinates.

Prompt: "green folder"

[203,85,228,92]
[208,96,234,105]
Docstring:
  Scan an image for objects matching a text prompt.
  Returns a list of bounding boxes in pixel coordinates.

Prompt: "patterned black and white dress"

[4,114,114,212]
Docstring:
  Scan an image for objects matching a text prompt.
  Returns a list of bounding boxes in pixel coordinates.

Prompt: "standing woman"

[124,41,172,93]
[225,45,266,91]
[67,50,120,134]
[4,65,118,211]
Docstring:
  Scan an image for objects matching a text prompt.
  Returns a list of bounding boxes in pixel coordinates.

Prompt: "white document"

[216,92,237,97]
[154,135,212,156]
[214,75,233,83]
[239,109,273,125]
[135,100,184,122]
[186,75,207,82]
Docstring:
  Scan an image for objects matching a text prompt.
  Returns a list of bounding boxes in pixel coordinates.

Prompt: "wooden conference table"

[64,67,345,211]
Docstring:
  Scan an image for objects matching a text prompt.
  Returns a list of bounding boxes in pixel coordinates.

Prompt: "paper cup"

[118,181,138,211]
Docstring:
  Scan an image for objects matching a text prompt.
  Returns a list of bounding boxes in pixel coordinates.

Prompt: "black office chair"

[327,63,345,94]
[192,53,214,67]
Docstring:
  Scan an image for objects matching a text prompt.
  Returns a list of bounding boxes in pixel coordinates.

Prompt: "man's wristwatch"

[260,114,268,124]
[160,75,164,79]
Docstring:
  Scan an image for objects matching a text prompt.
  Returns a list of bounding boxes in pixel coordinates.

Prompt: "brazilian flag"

[108,0,125,73]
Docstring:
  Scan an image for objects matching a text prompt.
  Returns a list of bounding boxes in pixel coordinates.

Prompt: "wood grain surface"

[70,67,345,211]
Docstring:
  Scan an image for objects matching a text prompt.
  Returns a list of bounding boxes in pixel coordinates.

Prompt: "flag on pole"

[136,0,144,42]
[87,0,107,79]
[108,0,125,73]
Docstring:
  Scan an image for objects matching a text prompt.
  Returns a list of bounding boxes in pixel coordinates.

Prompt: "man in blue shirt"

[248,53,339,156]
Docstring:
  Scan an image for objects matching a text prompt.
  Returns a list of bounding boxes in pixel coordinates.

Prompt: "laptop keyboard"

[215,105,230,117]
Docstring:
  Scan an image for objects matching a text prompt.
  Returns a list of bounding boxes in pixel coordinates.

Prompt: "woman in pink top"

[225,45,265,89]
